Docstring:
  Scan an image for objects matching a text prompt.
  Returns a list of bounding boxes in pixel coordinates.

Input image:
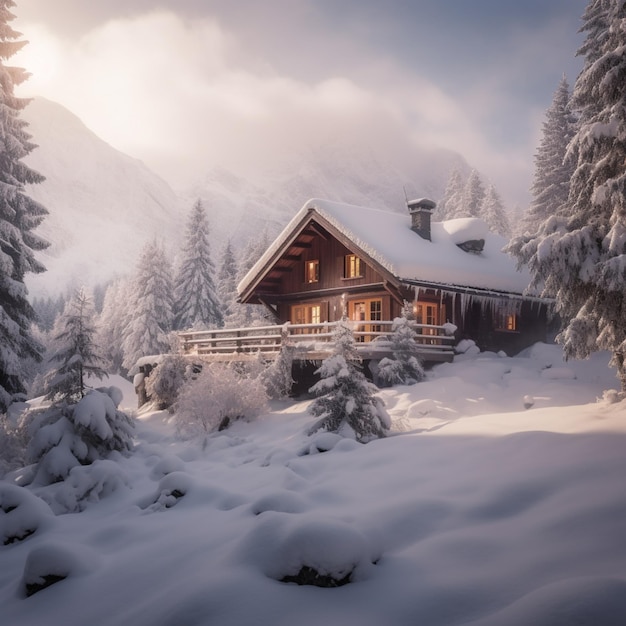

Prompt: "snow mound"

[439,217,489,244]
[0,484,55,546]
[250,490,308,515]
[21,542,99,597]
[241,513,379,585]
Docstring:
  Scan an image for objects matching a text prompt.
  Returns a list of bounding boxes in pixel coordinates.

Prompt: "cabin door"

[348,298,382,342]
[415,302,441,343]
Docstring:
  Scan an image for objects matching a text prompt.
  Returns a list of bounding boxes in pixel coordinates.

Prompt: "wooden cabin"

[236,198,550,357]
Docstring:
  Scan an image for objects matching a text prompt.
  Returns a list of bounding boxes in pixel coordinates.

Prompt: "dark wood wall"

[277,234,386,295]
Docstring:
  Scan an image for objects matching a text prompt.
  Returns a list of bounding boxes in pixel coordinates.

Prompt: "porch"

[178,320,456,364]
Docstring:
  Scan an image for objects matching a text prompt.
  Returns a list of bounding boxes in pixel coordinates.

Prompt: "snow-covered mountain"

[22,98,183,297]
[22,98,468,297]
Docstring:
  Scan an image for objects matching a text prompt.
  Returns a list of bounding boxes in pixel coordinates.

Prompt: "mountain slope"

[22,98,182,297]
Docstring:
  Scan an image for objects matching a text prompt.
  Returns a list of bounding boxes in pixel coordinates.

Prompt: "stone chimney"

[407,198,436,241]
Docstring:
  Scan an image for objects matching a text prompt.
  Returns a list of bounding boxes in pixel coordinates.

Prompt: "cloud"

[14,7,578,207]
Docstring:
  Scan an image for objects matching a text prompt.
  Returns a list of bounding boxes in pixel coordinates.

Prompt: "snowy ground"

[2,344,626,625]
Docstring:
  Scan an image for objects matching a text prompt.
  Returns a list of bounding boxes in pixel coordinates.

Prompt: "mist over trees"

[438,168,511,236]
[0,3,49,413]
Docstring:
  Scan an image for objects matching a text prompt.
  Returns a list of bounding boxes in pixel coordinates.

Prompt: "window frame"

[344,254,364,279]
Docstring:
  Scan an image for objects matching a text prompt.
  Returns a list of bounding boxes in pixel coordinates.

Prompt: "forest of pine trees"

[1,0,625,409]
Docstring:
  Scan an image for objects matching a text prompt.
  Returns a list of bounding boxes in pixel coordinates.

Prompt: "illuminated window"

[344,254,363,278]
[310,305,321,325]
[291,304,322,324]
[305,260,319,283]
[495,311,517,331]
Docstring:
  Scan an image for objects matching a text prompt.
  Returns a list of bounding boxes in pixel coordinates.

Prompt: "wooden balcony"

[178,321,456,363]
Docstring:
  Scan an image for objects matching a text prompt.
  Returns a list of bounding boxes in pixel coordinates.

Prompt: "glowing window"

[305,260,319,283]
[344,254,363,278]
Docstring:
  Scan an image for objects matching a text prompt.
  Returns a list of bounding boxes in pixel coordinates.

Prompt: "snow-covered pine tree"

[228,230,272,327]
[122,241,175,373]
[217,239,238,325]
[173,199,222,330]
[0,2,49,412]
[481,184,511,237]
[524,76,577,234]
[44,288,108,403]
[509,0,626,391]
[309,320,390,442]
[462,170,486,218]
[439,168,465,220]
[262,326,295,399]
[377,315,426,387]
[97,278,133,375]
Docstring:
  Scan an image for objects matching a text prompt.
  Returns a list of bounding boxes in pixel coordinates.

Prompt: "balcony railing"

[178,320,456,362]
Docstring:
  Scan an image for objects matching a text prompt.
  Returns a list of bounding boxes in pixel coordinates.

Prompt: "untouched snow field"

[2,343,626,625]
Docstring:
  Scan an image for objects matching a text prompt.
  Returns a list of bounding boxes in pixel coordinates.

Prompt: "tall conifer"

[0,1,48,411]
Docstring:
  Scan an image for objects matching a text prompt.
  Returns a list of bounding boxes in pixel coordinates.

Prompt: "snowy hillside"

[21,98,468,296]
[22,98,183,297]
[2,345,626,625]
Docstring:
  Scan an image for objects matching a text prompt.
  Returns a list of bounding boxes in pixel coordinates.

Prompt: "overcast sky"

[13,0,588,208]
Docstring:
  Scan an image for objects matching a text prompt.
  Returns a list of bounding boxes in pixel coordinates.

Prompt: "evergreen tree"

[438,168,465,220]
[481,184,511,236]
[509,0,626,391]
[377,315,425,387]
[122,241,175,373]
[0,2,49,412]
[229,230,272,327]
[217,240,238,324]
[462,170,486,218]
[173,199,222,330]
[44,288,107,403]
[97,278,132,375]
[524,76,577,234]
[309,321,390,442]
[262,326,295,399]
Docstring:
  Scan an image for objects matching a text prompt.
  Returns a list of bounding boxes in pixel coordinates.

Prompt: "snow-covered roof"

[239,198,532,296]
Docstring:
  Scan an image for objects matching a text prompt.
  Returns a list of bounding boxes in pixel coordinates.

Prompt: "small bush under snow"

[144,354,190,410]
[175,363,268,438]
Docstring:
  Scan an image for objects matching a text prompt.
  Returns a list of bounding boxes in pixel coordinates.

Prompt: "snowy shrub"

[309,321,390,443]
[37,460,129,515]
[175,363,268,438]
[376,316,425,387]
[241,513,379,586]
[24,388,134,486]
[0,483,55,546]
[144,354,190,410]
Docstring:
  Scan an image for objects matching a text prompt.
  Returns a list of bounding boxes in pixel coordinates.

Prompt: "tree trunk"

[614,351,626,394]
